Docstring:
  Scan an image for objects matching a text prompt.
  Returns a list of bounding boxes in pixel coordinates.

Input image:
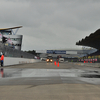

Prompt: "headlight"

[47,59,49,61]
[50,59,53,62]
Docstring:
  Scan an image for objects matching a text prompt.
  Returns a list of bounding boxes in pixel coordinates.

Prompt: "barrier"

[4,57,40,66]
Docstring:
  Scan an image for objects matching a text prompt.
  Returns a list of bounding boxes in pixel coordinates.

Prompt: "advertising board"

[47,50,66,54]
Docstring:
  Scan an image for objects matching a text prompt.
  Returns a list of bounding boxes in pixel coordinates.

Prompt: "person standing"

[0,52,4,67]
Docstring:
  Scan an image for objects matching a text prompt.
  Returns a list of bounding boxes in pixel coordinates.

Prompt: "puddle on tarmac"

[80,70,100,78]
[88,71,99,73]
[81,74,100,78]
[0,68,100,78]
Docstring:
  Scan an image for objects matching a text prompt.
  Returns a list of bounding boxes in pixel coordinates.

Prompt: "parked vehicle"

[59,58,64,63]
[41,58,47,61]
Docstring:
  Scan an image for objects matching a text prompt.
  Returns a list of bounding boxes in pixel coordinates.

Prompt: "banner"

[47,50,66,54]
[7,38,12,44]
[0,33,2,39]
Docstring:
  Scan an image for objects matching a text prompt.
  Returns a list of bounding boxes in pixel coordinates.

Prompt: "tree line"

[25,50,41,56]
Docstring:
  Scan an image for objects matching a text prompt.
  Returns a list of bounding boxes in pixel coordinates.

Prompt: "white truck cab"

[59,58,64,63]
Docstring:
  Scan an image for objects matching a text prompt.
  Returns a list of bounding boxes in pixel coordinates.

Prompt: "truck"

[46,55,53,62]
[59,58,64,63]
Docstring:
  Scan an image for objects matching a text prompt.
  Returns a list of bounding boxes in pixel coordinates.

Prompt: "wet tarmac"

[1,62,100,100]
[0,62,100,85]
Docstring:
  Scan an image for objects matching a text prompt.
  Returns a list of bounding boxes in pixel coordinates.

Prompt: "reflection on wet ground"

[0,62,100,85]
[0,68,99,85]
[0,68,4,78]
[81,75,100,78]
[1,68,100,78]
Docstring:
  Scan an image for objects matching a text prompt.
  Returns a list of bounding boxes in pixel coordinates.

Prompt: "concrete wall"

[4,57,40,66]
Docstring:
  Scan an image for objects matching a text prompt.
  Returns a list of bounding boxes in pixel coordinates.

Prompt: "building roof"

[76,29,100,49]
[0,26,22,31]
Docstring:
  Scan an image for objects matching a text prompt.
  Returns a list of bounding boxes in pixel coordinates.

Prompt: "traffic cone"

[57,62,59,67]
[54,61,56,65]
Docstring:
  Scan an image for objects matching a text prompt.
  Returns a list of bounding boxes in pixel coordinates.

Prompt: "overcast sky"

[0,0,100,51]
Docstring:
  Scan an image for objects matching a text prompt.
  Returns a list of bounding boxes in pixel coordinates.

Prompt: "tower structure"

[0,26,23,50]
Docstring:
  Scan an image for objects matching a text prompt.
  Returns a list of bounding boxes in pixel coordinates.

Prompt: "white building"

[0,26,23,50]
[4,35,23,50]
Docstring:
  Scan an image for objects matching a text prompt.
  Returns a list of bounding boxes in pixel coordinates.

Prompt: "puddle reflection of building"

[1,68,4,77]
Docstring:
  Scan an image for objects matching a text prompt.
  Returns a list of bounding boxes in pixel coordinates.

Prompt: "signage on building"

[66,51,77,54]
[47,50,66,54]
[0,33,2,41]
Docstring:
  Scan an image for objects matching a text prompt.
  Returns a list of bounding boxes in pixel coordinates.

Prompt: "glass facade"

[10,38,21,41]
[0,31,12,35]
